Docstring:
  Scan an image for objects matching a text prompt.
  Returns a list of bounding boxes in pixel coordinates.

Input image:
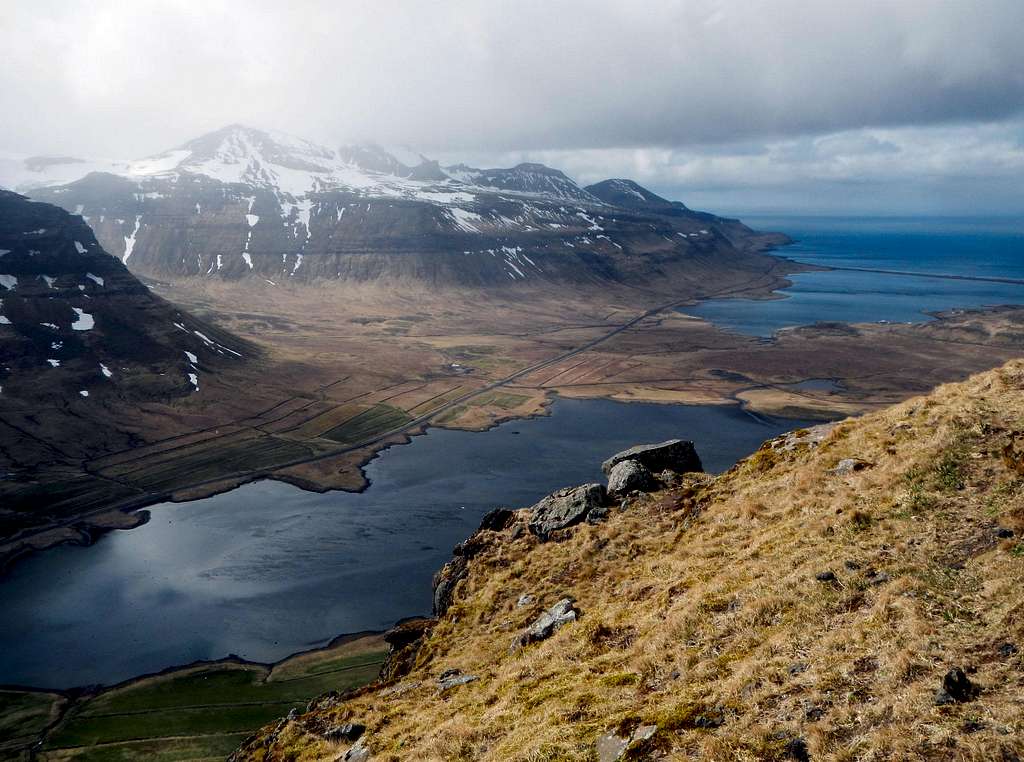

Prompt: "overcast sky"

[2,0,1023,215]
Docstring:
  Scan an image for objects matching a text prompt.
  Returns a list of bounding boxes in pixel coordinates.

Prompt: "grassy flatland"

[236,361,1024,761]
[1,635,386,762]
[472,391,530,410]
[322,403,412,445]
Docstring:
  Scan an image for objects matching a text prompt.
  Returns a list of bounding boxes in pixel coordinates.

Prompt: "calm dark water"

[683,216,1024,336]
[0,398,811,689]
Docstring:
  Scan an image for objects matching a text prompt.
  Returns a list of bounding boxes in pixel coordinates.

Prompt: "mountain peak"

[585,178,681,210]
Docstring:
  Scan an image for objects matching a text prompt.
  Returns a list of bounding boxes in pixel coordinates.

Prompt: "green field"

[0,689,65,757]
[0,636,386,762]
[322,403,412,445]
[101,435,319,492]
[474,391,529,410]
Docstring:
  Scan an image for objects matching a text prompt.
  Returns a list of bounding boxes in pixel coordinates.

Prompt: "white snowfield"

[0,274,17,290]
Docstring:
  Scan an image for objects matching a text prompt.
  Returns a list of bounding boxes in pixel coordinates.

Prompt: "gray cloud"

[2,0,1023,213]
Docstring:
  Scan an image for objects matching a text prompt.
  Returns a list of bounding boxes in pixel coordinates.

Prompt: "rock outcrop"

[379,618,435,683]
[601,439,703,475]
[527,483,607,539]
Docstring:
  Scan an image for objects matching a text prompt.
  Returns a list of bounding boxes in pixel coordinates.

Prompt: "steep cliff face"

[232,361,1024,761]
[13,126,788,288]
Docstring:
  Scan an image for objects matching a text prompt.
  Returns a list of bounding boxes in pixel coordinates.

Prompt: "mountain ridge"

[4,125,789,288]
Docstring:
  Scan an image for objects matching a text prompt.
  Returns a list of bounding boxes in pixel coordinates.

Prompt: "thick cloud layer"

[2,0,1022,213]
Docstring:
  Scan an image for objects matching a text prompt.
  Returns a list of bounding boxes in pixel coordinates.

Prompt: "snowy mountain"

[584,178,683,211]
[444,162,600,204]
[10,125,787,287]
[2,125,477,202]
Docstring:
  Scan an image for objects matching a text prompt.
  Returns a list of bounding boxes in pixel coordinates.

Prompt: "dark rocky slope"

[0,191,249,538]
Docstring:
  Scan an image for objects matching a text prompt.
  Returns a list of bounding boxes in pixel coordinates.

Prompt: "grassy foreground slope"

[235,361,1024,761]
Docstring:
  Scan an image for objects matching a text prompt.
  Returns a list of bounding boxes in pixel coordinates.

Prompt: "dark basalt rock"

[601,439,702,476]
[935,667,978,704]
[380,617,436,683]
[478,507,517,533]
[435,668,478,692]
[432,555,469,616]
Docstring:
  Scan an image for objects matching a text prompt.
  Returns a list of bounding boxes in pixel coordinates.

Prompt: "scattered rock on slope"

[380,618,435,682]
[602,439,703,475]
[935,667,979,704]
[436,668,478,692]
[514,598,579,649]
[342,737,371,761]
[596,724,658,762]
[528,483,607,539]
[323,723,365,744]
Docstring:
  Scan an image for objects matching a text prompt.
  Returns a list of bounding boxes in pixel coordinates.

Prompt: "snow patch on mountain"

[123,215,142,263]
[71,307,94,330]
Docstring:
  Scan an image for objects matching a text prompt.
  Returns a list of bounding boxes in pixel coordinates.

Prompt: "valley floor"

[3,255,1024,570]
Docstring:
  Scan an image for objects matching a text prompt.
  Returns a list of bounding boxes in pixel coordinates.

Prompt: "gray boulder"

[596,731,629,762]
[436,668,479,692]
[606,459,655,497]
[528,484,606,539]
[343,737,371,762]
[514,598,578,649]
[596,724,658,761]
[829,457,872,476]
[602,439,702,475]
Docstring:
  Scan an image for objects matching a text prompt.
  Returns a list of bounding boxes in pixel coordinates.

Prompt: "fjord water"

[682,216,1024,336]
[0,399,810,688]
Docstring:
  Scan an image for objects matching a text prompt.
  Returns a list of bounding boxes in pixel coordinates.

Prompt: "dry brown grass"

[240,361,1024,761]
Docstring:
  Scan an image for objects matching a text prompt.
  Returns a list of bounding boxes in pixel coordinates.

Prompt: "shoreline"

[0,260,804,576]
[0,629,387,696]
[0,390,821,578]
